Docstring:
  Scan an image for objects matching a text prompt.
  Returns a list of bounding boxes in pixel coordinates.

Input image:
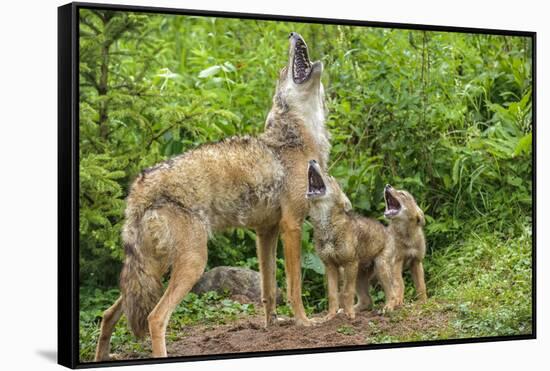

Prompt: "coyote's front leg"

[280,213,311,326]
[410,260,427,302]
[341,262,358,319]
[325,263,340,321]
[256,225,280,326]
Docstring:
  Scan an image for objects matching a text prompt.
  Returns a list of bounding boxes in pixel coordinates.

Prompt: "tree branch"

[146,113,201,148]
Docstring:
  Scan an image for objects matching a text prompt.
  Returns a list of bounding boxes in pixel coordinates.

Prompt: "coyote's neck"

[309,203,348,246]
[309,206,336,247]
[389,222,423,249]
[295,91,330,168]
[304,111,330,169]
[309,202,332,230]
[261,108,330,168]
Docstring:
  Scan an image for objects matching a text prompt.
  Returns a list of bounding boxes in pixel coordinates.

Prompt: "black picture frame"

[58,2,537,368]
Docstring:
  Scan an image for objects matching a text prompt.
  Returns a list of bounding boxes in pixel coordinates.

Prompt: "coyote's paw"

[265,314,293,327]
[265,313,278,327]
[95,352,118,362]
[345,311,356,320]
[295,317,313,327]
[310,317,327,325]
[417,294,428,303]
[338,307,356,320]
[396,297,405,307]
[379,303,397,315]
[354,303,372,312]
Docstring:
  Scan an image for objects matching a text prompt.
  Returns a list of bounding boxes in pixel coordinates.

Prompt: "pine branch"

[146,113,201,148]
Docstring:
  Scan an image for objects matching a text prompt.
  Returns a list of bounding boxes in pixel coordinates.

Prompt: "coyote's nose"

[289,32,301,40]
[385,184,392,190]
[309,159,317,165]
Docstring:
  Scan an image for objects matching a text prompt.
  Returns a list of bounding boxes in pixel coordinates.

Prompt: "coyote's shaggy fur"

[95,32,330,360]
[306,161,426,320]
[360,184,427,310]
[306,161,396,320]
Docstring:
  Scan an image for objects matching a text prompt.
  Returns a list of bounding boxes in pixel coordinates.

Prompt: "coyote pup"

[361,183,427,309]
[306,160,398,320]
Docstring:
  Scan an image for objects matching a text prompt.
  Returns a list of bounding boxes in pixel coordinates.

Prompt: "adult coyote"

[95,32,330,360]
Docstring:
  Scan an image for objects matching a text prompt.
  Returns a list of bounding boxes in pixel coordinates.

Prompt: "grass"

[79,222,533,361]
[428,223,533,337]
[337,325,356,336]
[79,289,256,362]
[365,221,533,343]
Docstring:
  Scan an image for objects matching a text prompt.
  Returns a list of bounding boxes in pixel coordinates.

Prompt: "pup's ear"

[416,208,425,226]
[343,195,353,212]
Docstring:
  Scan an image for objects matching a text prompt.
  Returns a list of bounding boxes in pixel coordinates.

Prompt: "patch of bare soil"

[117,304,455,360]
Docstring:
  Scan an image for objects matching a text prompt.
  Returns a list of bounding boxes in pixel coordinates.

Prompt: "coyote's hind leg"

[95,296,123,361]
[147,214,208,358]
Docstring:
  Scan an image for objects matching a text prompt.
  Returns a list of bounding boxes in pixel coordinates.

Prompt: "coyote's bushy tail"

[119,215,163,339]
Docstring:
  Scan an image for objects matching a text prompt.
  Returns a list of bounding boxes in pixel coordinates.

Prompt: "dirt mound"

[116,304,454,360]
[168,314,374,355]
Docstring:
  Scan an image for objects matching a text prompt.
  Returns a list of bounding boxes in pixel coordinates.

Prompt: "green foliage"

[171,291,256,327]
[78,9,532,351]
[428,220,532,336]
[337,325,356,336]
[79,155,127,285]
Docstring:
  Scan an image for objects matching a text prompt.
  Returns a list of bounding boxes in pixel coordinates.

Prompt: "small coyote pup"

[361,184,427,309]
[306,160,398,320]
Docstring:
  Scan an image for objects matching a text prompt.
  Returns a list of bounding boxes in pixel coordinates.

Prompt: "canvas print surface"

[78,7,533,363]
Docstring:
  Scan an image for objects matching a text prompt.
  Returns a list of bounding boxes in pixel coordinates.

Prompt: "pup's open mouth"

[384,185,401,217]
[292,34,313,84]
[306,162,326,198]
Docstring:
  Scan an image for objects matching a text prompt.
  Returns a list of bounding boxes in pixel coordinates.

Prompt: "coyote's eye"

[399,191,410,199]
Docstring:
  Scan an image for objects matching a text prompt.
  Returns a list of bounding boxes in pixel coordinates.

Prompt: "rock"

[191,266,283,304]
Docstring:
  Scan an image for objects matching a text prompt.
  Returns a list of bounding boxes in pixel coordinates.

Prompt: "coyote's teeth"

[292,38,312,83]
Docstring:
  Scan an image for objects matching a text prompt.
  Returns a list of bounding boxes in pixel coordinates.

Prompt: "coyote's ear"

[343,195,352,212]
[416,208,425,226]
[265,113,274,129]
[320,84,328,116]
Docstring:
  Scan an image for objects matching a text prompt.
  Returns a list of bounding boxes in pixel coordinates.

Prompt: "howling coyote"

[95,32,330,360]
[306,161,426,320]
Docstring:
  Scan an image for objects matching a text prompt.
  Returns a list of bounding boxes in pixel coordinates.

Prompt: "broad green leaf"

[514,133,532,156]
[198,65,222,78]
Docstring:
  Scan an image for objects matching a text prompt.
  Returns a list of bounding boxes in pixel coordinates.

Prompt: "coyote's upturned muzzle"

[384,184,402,218]
[306,159,326,198]
[288,32,323,85]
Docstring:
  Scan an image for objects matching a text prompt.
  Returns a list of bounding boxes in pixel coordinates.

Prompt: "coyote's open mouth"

[307,161,326,198]
[292,34,313,84]
[384,185,402,217]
